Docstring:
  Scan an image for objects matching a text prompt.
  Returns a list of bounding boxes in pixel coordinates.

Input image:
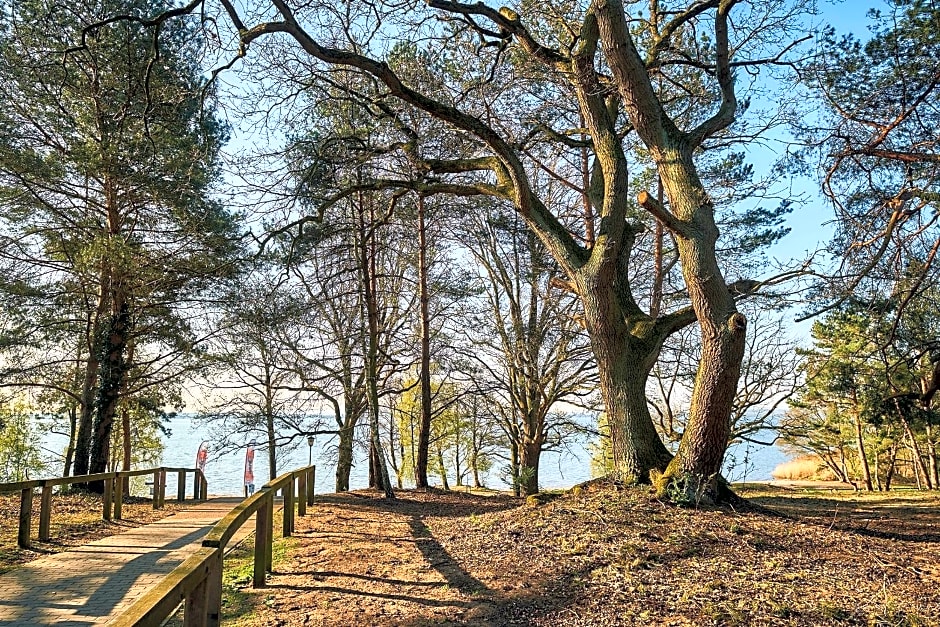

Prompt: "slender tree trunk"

[873,448,882,491]
[436,446,449,490]
[386,403,403,489]
[64,405,77,477]
[510,438,520,497]
[930,444,939,490]
[900,412,932,489]
[265,417,277,481]
[63,340,86,477]
[358,189,393,499]
[926,425,939,489]
[839,446,853,488]
[264,372,277,480]
[912,446,924,490]
[884,444,898,491]
[472,457,482,489]
[120,406,131,492]
[120,341,135,496]
[415,194,433,489]
[454,436,463,486]
[336,422,354,492]
[852,409,874,492]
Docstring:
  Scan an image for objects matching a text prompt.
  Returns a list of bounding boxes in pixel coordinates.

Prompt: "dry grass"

[771,456,837,481]
[0,491,191,573]
[225,485,940,626]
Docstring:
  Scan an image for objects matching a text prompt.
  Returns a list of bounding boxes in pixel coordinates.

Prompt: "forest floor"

[221,483,940,627]
[0,492,189,573]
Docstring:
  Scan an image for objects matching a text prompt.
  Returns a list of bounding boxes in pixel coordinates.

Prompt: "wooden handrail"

[112,465,316,627]
[107,548,220,627]
[201,488,269,550]
[0,466,207,549]
[0,479,42,494]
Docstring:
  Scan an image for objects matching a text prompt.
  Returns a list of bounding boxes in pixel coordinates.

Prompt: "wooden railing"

[110,465,316,627]
[0,466,208,549]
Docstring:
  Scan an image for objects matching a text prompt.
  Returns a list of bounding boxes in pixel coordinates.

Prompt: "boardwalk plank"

[0,498,253,626]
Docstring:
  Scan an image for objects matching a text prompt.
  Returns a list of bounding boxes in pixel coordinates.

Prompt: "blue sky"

[756,0,885,336]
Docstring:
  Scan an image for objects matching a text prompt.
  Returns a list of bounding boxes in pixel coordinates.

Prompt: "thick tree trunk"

[368,440,386,490]
[415,195,433,489]
[519,441,541,496]
[73,266,110,479]
[653,157,747,504]
[578,274,673,483]
[73,352,99,478]
[88,299,130,492]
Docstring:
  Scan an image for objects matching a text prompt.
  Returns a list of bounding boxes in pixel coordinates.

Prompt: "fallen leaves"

[231,485,940,626]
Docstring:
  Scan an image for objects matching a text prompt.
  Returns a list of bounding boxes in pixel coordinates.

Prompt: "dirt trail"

[232,487,940,627]
[243,490,523,626]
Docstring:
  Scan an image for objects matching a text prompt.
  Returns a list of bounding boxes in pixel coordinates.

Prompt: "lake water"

[43,415,788,496]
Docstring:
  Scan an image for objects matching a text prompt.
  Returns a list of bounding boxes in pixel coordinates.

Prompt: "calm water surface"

[44,415,787,495]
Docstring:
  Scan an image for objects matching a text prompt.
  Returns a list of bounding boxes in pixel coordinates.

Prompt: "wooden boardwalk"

[0,498,248,626]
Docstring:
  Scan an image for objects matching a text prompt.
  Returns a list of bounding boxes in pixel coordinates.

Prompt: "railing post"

[114,473,124,520]
[178,470,186,502]
[201,474,208,501]
[297,472,306,517]
[282,481,293,538]
[265,494,274,573]
[307,466,315,506]
[103,474,113,521]
[158,468,167,508]
[39,482,53,542]
[183,559,210,627]
[153,469,161,509]
[206,548,223,627]
[291,476,297,532]
[18,487,33,549]
[253,492,271,587]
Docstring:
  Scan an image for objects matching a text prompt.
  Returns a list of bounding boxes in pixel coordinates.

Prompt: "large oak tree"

[109,0,805,501]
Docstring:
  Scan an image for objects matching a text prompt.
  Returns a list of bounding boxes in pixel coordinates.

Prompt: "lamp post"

[307,435,315,466]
